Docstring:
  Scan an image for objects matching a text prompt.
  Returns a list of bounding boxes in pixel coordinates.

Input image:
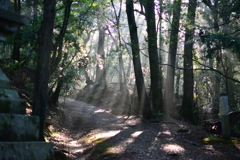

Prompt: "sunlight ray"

[131,131,143,137]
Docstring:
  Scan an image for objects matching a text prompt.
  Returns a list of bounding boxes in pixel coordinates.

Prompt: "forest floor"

[47,97,240,160]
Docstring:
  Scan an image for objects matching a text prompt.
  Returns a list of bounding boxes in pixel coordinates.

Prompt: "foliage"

[203,136,240,144]
[2,0,240,125]
[200,33,240,59]
[20,16,42,46]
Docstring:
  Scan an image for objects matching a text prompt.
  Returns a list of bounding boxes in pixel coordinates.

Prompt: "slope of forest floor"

[47,97,240,160]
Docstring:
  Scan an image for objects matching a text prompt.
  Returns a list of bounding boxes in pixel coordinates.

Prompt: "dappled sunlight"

[117,115,142,126]
[48,131,72,142]
[2,0,240,159]
[68,140,82,147]
[93,108,111,114]
[54,98,240,159]
[108,132,142,154]
[161,144,185,154]
[160,130,172,136]
[89,130,121,139]
[122,137,134,145]
[64,140,83,155]
[131,131,143,137]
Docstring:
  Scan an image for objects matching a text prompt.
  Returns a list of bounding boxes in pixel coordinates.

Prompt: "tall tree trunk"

[32,0,56,141]
[126,0,152,119]
[158,0,164,113]
[164,0,181,117]
[95,20,107,86]
[33,0,39,16]
[110,0,126,91]
[212,56,221,117]
[141,0,163,113]
[175,59,181,96]
[180,0,197,124]
[212,1,221,118]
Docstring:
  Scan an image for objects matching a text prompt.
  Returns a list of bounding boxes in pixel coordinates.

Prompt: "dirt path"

[50,98,240,160]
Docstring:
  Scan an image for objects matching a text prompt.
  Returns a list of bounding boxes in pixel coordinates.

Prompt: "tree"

[157,0,164,113]
[201,0,240,115]
[32,0,56,141]
[95,18,107,86]
[140,0,163,114]
[164,0,182,117]
[126,0,152,120]
[48,0,73,105]
[50,0,73,76]
[180,0,197,124]
[50,50,68,106]
[110,0,127,92]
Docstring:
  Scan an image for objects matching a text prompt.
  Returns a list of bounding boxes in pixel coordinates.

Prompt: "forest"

[1,0,240,159]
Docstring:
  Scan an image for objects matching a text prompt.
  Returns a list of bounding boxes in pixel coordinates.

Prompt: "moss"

[111,110,120,115]
[92,138,107,145]
[85,133,94,138]
[83,133,117,160]
[172,127,181,131]
[92,149,116,160]
[203,136,240,144]
[91,139,115,160]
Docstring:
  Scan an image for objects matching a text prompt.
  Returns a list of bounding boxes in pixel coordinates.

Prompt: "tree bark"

[180,0,197,124]
[95,19,107,86]
[141,0,163,113]
[202,0,236,117]
[32,0,56,141]
[50,0,72,76]
[164,0,182,117]
[175,59,181,96]
[126,0,152,119]
[110,0,126,91]
[51,52,68,105]
[158,0,164,113]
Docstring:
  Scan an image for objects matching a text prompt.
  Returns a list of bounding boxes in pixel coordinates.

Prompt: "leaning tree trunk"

[126,0,152,120]
[180,0,197,124]
[32,0,56,141]
[50,0,72,76]
[51,52,68,105]
[164,0,182,117]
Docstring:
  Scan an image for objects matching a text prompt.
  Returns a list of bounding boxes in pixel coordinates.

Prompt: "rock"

[0,142,54,160]
[0,114,39,141]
